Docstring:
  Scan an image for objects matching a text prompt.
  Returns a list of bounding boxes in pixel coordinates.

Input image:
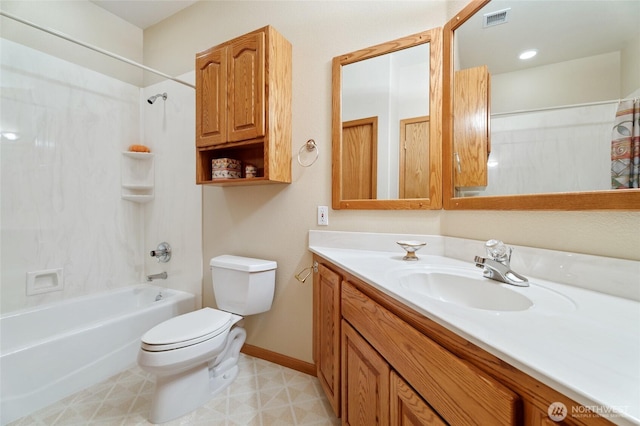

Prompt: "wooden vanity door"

[342,320,390,426]
[315,263,341,416]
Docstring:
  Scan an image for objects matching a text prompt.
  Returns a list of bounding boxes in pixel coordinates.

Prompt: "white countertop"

[309,231,640,425]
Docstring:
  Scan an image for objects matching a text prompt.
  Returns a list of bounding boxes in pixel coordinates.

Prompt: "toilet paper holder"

[295,261,318,283]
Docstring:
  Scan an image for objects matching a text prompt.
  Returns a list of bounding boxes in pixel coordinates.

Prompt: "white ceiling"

[89,0,197,29]
[456,0,640,75]
[90,0,639,78]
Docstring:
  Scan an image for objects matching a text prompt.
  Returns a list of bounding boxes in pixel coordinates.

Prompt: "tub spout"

[146,272,167,282]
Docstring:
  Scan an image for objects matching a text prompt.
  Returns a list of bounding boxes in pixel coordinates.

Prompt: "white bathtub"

[0,284,195,425]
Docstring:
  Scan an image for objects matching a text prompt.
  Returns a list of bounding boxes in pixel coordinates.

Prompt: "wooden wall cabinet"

[195,26,291,186]
[453,65,490,190]
[313,254,613,426]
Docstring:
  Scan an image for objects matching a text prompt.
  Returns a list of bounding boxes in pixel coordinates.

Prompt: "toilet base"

[147,326,246,424]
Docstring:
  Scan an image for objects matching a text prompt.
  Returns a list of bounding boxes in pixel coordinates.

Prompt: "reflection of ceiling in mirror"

[455,0,640,75]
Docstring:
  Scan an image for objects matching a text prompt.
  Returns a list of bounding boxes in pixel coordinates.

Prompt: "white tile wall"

[0,38,202,313]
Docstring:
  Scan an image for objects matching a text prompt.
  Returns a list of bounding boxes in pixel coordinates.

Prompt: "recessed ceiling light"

[519,49,538,60]
[1,132,18,141]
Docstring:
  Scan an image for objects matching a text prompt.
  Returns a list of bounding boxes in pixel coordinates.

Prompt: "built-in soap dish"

[396,241,426,261]
[26,268,64,295]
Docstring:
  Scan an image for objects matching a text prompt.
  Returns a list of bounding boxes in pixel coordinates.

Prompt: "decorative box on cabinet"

[195,25,292,186]
[121,151,154,202]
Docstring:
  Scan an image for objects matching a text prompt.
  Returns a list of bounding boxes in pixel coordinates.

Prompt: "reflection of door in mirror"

[332,27,443,210]
[342,117,378,199]
[341,42,431,201]
[399,116,430,198]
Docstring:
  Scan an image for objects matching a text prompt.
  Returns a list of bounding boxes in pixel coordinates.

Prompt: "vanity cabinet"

[195,26,291,185]
[342,280,517,425]
[313,255,614,426]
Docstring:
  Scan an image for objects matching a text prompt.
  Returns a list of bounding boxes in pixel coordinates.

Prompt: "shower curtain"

[611,99,640,189]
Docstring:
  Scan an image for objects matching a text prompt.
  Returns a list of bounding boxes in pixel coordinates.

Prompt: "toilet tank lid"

[210,255,277,272]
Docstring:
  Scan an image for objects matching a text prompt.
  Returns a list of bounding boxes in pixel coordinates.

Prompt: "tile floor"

[10,354,341,426]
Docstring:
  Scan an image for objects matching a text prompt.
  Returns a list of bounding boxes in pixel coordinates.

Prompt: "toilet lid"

[141,308,232,350]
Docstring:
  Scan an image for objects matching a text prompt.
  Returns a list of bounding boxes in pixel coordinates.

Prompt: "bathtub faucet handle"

[150,242,171,263]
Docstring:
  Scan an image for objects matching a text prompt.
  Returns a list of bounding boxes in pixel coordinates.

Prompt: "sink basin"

[395,269,533,312]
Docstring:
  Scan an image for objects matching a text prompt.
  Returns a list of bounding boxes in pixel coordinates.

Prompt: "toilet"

[137,255,277,424]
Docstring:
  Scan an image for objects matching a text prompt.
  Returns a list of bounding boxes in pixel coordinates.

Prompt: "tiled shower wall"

[0,38,201,313]
[483,102,616,196]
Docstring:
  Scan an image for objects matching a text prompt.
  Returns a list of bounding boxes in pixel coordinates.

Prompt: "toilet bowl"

[137,255,276,424]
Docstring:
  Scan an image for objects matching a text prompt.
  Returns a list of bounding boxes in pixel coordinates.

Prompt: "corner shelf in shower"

[121,151,154,203]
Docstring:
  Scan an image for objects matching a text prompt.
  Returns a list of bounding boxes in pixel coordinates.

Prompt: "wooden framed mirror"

[332,28,443,210]
[443,0,640,210]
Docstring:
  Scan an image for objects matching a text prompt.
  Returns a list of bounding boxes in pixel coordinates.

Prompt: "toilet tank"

[210,255,277,315]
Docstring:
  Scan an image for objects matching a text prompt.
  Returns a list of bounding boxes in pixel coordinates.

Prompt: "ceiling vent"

[483,8,510,28]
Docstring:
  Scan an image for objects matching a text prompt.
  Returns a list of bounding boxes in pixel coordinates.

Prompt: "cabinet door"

[196,46,227,147]
[315,263,341,416]
[342,320,390,426]
[391,372,446,426]
[453,65,490,189]
[228,31,265,142]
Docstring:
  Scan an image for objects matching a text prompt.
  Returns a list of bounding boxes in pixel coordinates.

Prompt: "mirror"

[443,0,640,210]
[332,28,442,209]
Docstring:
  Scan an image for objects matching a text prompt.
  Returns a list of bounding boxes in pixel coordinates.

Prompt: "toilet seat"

[141,308,232,352]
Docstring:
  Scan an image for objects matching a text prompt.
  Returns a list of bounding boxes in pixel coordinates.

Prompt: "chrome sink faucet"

[474,240,529,287]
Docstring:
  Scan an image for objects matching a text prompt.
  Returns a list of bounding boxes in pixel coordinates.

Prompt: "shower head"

[147,93,167,104]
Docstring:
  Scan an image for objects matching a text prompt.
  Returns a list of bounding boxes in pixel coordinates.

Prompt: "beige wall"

[1,0,143,86]
[143,1,639,365]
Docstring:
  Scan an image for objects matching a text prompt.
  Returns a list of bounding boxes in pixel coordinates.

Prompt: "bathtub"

[0,284,195,425]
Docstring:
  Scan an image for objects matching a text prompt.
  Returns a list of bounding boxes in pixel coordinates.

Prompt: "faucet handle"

[150,242,171,263]
[485,240,511,262]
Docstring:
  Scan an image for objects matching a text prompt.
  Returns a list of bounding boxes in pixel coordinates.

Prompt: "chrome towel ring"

[297,139,319,167]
